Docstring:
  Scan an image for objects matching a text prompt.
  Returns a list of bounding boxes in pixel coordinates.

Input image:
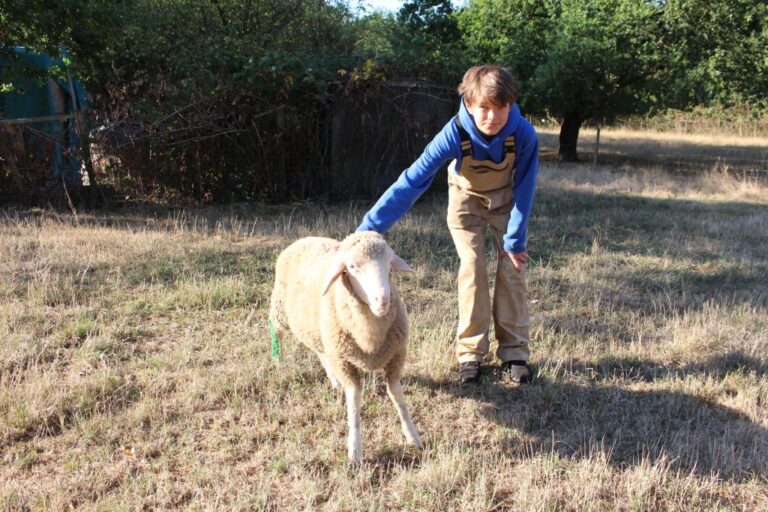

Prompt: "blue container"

[1,47,88,182]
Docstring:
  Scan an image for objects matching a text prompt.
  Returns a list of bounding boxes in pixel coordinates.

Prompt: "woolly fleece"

[269,231,409,389]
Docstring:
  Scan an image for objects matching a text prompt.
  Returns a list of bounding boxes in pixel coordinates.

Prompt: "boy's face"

[466,99,511,137]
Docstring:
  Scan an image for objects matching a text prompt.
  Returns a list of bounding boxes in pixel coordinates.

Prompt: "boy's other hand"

[500,250,528,272]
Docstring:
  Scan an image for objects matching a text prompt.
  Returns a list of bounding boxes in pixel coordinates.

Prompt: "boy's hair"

[457,65,519,107]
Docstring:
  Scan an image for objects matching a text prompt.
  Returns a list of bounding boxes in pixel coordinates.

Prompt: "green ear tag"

[268,318,281,360]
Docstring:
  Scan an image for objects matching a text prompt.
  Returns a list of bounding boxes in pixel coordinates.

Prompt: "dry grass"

[540,126,768,148]
[537,126,768,175]
[2,156,767,510]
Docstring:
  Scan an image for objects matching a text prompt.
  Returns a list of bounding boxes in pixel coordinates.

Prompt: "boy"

[356,65,539,384]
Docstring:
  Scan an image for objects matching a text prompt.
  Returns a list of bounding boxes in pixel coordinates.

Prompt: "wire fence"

[536,127,768,178]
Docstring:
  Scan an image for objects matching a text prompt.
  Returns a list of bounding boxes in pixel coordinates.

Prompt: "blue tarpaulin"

[1,47,88,182]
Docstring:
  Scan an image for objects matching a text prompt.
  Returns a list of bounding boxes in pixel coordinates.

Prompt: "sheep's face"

[322,234,413,317]
[345,248,395,317]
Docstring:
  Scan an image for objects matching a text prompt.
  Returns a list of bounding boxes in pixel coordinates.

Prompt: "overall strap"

[504,136,516,155]
[454,115,516,158]
[454,116,472,158]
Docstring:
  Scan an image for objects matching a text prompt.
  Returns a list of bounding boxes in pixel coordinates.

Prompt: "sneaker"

[458,361,481,384]
[502,360,532,383]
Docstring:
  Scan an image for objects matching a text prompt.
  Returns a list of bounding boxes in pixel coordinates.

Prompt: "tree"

[351,0,468,83]
[662,0,768,110]
[1,0,127,89]
[458,0,666,161]
[394,0,467,82]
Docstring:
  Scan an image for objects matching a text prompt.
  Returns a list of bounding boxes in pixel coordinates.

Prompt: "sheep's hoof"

[409,435,424,450]
[347,452,362,466]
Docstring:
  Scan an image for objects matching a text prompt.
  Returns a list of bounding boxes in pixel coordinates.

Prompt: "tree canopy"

[662,0,768,110]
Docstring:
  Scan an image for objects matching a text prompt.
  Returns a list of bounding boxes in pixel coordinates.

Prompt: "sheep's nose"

[371,296,390,316]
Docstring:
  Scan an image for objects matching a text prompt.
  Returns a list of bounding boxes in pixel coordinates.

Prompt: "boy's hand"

[500,250,528,273]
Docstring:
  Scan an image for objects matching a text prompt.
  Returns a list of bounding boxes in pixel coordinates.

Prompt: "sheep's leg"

[317,352,341,389]
[344,384,362,464]
[385,377,423,449]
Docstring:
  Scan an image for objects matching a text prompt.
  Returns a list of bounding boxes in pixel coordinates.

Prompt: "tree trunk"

[558,112,583,162]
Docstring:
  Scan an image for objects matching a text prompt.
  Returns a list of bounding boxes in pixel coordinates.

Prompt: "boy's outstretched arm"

[357,122,459,233]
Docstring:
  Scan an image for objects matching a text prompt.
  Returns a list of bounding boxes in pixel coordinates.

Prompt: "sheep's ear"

[391,253,415,273]
[322,258,346,295]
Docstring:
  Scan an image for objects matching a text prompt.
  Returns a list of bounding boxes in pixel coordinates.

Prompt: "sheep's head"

[321,232,413,317]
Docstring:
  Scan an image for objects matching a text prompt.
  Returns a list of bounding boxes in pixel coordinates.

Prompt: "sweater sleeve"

[503,124,539,253]
[357,122,459,233]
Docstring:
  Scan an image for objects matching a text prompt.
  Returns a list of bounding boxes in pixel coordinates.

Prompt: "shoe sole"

[458,367,481,384]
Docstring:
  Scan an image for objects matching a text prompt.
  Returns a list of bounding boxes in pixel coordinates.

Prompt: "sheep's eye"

[348,264,356,270]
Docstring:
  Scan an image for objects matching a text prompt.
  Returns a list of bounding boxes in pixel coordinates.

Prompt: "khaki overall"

[446,122,530,364]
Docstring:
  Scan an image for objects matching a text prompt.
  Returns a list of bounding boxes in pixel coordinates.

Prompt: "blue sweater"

[357,98,539,253]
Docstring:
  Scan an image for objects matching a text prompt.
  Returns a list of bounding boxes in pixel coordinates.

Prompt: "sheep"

[269,231,423,464]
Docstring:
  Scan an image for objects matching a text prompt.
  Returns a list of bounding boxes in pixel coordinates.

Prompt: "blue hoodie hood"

[457,98,522,163]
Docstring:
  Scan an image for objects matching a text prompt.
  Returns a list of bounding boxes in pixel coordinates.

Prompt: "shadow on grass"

[417,187,768,318]
[408,351,768,482]
[568,351,768,382]
[532,188,767,262]
[367,445,423,481]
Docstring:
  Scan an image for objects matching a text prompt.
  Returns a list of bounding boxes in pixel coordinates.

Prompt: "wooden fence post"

[593,125,601,167]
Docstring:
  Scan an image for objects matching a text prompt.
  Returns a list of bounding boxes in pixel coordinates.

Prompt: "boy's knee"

[458,252,486,270]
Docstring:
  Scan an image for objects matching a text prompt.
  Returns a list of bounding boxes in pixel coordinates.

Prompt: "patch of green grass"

[61,317,100,345]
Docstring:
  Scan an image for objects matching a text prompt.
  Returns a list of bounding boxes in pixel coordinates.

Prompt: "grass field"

[2,155,767,510]
[537,126,768,175]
